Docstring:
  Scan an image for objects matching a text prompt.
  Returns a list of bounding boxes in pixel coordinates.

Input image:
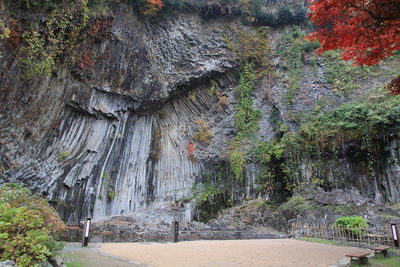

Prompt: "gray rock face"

[0,6,244,224]
[47,256,66,267]
[0,3,399,228]
[0,261,17,267]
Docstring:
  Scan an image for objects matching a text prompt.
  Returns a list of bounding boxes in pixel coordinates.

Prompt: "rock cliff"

[0,1,399,231]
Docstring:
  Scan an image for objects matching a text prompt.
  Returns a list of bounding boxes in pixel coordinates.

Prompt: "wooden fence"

[292,223,395,247]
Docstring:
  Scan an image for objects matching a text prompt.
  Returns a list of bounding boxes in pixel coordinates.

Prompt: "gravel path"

[99,239,367,267]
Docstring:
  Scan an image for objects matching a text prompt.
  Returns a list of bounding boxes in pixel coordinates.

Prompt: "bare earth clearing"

[99,239,365,267]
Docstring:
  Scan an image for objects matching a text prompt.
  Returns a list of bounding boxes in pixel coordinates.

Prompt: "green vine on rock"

[283,89,400,186]
[191,174,230,222]
[234,64,261,146]
[253,88,400,197]
[230,64,261,181]
[223,26,271,76]
[230,150,245,181]
[323,50,370,94]
[17,0,89,78]
[277,27,371,104]
[252,140,287,196]
[237,26,271,74]
[276,27,319,105]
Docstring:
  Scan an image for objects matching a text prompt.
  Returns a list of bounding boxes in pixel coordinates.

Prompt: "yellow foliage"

[217,92,228,111]
[194,120,213,144]
[188,91,197,101]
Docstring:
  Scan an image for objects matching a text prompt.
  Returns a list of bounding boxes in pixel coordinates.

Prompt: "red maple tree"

[307,0,400,66]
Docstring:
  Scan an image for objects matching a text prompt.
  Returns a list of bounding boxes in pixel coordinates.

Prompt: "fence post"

[172,221,179,243]
[291,223,294,238]
[387,225,391,246]
[350,226,353,243]
[356,227,358,244]
[332,226,334,241]
[391,223,399,247]
[340,225,344,241]
[318,224,321,239]
[81,217,91,247]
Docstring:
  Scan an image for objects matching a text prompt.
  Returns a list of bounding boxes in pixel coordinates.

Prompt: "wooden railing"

[292,223,395,247]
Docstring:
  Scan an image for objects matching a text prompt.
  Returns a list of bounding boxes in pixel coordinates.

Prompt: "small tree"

[0,183,65,267]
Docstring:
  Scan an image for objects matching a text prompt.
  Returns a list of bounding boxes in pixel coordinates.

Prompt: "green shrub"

[56,150,71,161]
[0,21,10,40]
[277,89,400,190]
[323,50,369,94]
[276,5,293,26]
[333,216,367,236]
[237,27,271,72]
[230,150,245,181]
[106,187,115,200]
[292,5,307,24]
[0,183,65,267]
[191,177,230,222]
[256,12,276,26]
[253,141,284,165]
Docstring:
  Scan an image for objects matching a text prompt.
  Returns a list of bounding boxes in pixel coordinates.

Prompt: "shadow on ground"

[62,243,146,267]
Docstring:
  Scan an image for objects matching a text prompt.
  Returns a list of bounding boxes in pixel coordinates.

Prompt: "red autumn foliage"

[307,0,400,66]
[387,76,400,95]
[142,0,163,15]
[78,50,94,71]
[186,141,196,161]
[87,18,113,42]
[75,18,113,75]
[6,20,22,49]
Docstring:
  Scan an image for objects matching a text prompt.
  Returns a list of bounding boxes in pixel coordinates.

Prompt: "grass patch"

[63,251,85,267]
[388,248,400,254]
[66,263,84,267]
[334,204,364,215]
[369,256,400,267]
[299,237,339,245]
[389,202,400,211]
[299,237,368,249]
[351,256,400,267]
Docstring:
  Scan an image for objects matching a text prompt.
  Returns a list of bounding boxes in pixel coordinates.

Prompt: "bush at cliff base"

[0,183,65,267]
[333,216,367,237]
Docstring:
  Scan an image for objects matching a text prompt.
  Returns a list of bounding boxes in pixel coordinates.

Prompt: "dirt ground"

[62,243,145,267]
[99,239,367,267]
